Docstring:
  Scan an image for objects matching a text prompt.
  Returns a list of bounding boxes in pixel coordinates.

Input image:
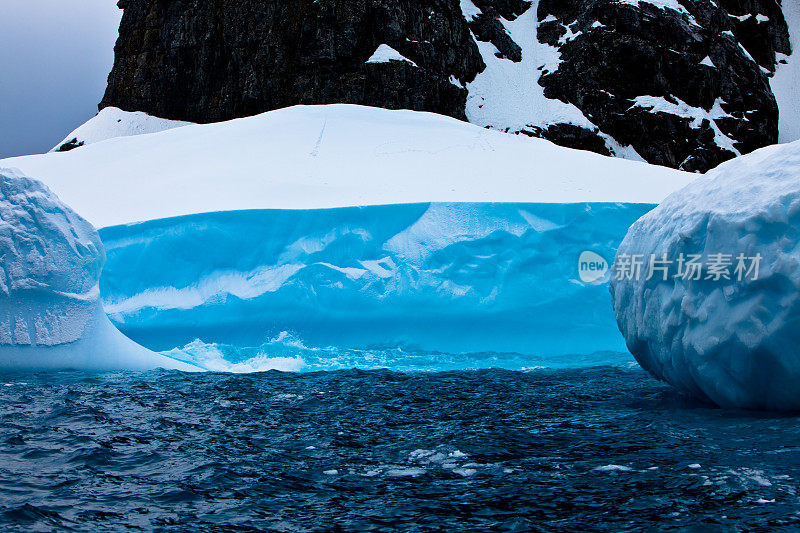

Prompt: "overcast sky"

[0,1,122,159]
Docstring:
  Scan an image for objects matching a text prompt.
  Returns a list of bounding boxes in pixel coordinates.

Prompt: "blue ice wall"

[98,203,653,356]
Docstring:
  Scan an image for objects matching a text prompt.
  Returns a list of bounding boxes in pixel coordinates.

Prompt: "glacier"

[0,167,198,371]
[611,140,800,411]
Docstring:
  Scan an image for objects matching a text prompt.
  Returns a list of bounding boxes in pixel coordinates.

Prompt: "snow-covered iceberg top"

[51,107,192,153]
[610,140,800,410]
[0,167,198,371]
[3,104,694,228]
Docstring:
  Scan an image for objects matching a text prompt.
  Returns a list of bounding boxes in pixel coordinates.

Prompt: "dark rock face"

[102,0,792,172]
[102,0,484,123]
[536,0,785,171]
[719,0,791,71]
[520,124,612,156]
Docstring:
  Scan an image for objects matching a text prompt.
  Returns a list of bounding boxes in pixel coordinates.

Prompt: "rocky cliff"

[101,0,794,172]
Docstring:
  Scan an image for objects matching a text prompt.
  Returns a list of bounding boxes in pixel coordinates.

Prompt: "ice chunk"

[0,168,199,371]
[610,140,800,410]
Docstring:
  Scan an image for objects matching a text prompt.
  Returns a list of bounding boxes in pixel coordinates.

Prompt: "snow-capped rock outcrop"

[52,107,192,153]
[0,167,197,371]
[610,140,800,411]
[532,0,786,171]
[98,0,795,171]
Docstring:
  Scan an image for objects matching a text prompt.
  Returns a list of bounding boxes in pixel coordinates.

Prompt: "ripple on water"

[0,367,799,530]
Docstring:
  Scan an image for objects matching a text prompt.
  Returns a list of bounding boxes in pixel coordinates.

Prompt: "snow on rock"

[459,0,482,21]
[366,44,418,66]
[699,56,715,67]
[465,3,600,144]
[1,104,693,228]
[615,0,692,17]
[0,167,198,371]
[51,107,192,153]
[610,140,800,410]
[629,96,740,156]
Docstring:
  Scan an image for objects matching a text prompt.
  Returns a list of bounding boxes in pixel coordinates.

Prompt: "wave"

[160,331,635,373]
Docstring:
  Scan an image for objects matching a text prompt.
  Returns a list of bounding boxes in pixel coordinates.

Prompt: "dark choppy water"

[2,367,800,531]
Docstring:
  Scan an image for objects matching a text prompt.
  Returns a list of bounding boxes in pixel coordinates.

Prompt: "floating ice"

[0,104,695,370]
[0,168,198,371]
[610,140,800,410]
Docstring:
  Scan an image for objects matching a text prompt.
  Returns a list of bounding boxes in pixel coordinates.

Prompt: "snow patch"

[366,44,417,67]
[615,0,700,26]
[465,2,598,140]
[459,0,482,21]
[771,0,800,142]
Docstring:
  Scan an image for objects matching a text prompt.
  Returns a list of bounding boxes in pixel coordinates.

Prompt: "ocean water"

[2,364,800,531]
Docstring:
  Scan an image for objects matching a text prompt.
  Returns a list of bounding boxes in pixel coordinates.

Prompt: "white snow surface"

[610,140,800,410]
[51,107,192,152]
[771,0,800,143]
[1,104,693,228]
[0,167,198,371]
[366,44,417,66]
[460,0,482,21]
[464,2,596,135]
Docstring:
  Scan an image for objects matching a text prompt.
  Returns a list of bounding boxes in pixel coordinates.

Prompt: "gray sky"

[0,1,122,159]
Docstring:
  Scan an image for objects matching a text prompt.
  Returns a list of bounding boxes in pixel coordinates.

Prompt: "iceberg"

[3,104,693,228]
[610,140,800,410]
[0,104,696,368]
[0,168,198,371]
[100,202,653,357]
